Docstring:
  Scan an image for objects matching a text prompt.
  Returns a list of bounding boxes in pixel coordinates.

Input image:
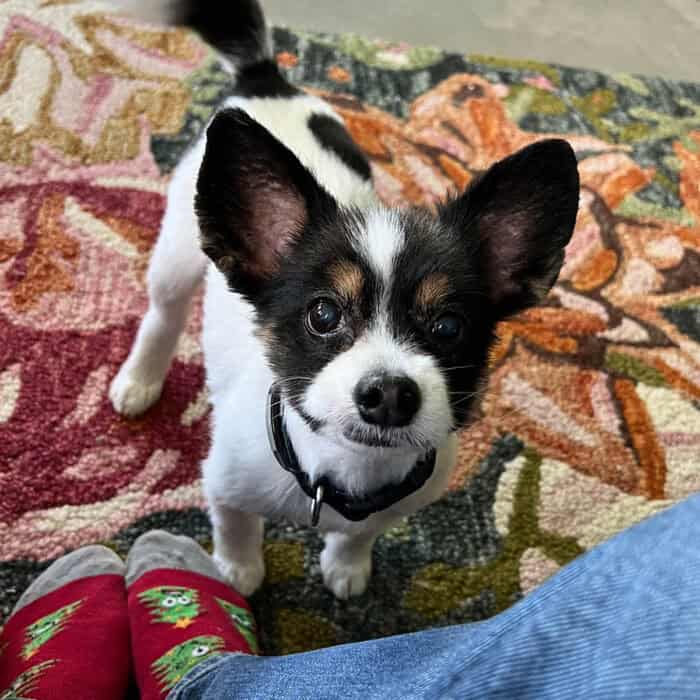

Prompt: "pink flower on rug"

[524,75,556,92]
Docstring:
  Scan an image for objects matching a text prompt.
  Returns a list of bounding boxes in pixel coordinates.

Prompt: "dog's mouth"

[341,424,430,450]
[289,396,431,449]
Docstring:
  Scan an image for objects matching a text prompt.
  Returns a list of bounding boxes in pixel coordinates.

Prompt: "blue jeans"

[170,495,700,699]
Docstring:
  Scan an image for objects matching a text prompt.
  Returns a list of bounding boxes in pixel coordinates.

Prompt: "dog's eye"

[307,299,343,335]
[431,313,463,342]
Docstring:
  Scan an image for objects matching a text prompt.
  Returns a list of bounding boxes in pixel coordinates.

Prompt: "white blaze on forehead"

[353,207,406,284]
[304,206,452,451]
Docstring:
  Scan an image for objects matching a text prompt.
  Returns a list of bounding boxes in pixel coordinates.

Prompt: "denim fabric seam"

[167,654,238,700]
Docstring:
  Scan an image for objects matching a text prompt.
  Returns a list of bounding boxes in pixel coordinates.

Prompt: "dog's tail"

[116,1,272,70]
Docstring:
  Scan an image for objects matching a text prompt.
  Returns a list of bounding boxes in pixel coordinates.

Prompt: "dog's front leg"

[110,146,207,417]
[320,531,378,600]
[210,502,266,597]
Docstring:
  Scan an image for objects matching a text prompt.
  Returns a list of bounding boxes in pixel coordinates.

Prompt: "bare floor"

[264,0,700,82]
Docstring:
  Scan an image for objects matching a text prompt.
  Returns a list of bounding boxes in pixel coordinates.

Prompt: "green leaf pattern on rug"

[468,54,561,86]
[615,195,696,225]
[307,32,444,70]
[572,88,618,141]
[404,449,583,618]
[263,542,305,584]
[611,73,651,96]
[628,100,700,145]
[605,351,668,388]
[570,90,700,145]
[276,609,338,655]
[505,84,568,122]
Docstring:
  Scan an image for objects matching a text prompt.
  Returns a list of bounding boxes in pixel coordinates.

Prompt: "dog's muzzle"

[266,382,437,526]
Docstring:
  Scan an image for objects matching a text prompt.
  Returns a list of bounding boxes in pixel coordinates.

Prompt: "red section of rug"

[128,569,258,699]
[0,574,130,699]
[0,318,208,525]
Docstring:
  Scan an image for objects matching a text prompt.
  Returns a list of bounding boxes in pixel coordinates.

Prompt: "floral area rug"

[1,1,699,654]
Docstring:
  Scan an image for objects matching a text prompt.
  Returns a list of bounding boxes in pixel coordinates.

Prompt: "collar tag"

[310,483,325,526]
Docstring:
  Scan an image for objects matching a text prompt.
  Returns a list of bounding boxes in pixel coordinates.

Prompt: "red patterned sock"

[128,569,259,700]
[0,575,130,699]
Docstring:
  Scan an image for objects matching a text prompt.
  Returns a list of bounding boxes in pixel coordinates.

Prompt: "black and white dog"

[111,1,579,599]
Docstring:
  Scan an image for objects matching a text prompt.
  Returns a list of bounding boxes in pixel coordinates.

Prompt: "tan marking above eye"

[416,273,451,308]
[329,260,364,301]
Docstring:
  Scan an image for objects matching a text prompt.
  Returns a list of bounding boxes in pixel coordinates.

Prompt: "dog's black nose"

[354,373,421,427]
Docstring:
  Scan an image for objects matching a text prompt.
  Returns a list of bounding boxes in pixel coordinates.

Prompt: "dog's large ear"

[441,138,579,319]
[195,108,335,298]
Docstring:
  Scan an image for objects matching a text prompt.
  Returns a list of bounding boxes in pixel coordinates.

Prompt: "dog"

[110,0,580,599]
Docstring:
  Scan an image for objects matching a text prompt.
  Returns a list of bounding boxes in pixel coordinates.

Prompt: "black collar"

[265,383,437,526]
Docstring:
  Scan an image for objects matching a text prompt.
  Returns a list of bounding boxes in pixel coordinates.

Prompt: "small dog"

[111,1,579,599]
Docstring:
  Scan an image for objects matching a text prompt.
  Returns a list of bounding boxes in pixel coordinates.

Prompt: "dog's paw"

[109,369,163,417]
[320,551,371,600]
[213,551,265,596]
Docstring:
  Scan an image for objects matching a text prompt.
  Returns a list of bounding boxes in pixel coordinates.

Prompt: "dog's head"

[196,108,579,454]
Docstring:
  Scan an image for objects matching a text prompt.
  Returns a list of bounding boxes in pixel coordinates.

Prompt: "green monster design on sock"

[21,600,82,660]
[138,586,200,629]
[152,635,225,691]
[1,660,57,700]
[215,598,259,654]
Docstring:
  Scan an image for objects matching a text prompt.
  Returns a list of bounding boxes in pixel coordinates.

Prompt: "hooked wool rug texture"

[1,1,699,654]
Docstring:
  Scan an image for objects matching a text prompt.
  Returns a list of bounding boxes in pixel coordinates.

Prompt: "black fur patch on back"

[308,114,372,181]
[235,60,300,99]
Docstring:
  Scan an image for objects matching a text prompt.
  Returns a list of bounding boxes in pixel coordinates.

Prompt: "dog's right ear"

[195,108,335,298]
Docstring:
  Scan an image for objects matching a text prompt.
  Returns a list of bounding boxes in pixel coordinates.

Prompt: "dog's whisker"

[275,376,314,384]
[452,395,479,407]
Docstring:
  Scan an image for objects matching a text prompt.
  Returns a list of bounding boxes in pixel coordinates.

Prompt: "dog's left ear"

[195,108,335,299]
[441,138,579,319]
